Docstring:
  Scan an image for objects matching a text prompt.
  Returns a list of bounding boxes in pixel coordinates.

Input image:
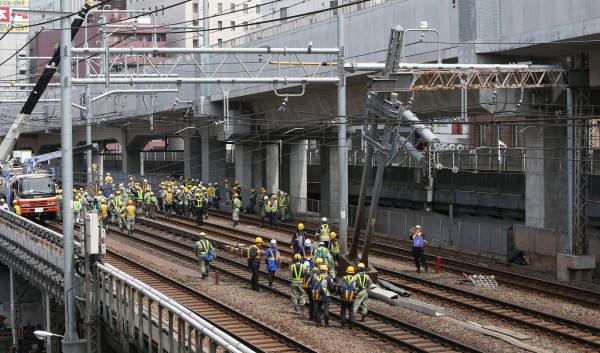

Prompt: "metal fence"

[141,151,184,162]
[97,263,253,353]
[287,196,511,256]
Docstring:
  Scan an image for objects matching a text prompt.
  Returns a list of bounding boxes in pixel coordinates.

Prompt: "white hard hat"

[106,172,110,176]
[200,181,204,184]
[270,239,277,244]
[208,183,213,186]
[319,241,324,246]
[202,187,206,191]
[304,239,311,246]
[321,217,327,223]
[264,196,268,200]
[416,225,422,229]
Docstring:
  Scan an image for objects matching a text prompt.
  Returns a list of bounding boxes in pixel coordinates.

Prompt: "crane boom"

[0,1,96,161]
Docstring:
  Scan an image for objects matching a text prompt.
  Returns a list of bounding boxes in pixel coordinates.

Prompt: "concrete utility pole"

[84,54,92,185]
[336,12,348,254]
[60,0,78,350]
[201,0,210,182]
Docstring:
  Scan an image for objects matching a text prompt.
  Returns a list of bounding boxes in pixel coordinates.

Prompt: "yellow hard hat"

[298,223,304,230]
[234,180,238,184]
[116,190,121,194]
[127,200,133,205]
[251,188,255,192]
[315,258,323,265]
[272,194,278,199]
[101,199,106,203]
[13,200,18,204]
[73,188,77,193]
[200,232,206,237]
[214,181,219,185]
[118,201,123,206]
[347,266,355,274]
[110,194,114,198]
[224,178,229,182]
[150,192,154,196]
[130,177,134,181]
[255,237,263,243]
[357,263,366,269]
[330,232,336,239]
[0,199,4,203]
[294,253,302,260]
[319,265,328,271]
[75,196,79,200]
[168,188,172,192]
[98,191,102,195]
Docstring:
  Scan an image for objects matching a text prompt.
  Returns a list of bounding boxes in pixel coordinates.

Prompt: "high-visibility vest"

[136,190,143,200]
[198,239,210,255]
[291,263,304,281]
[266,248,279,262]
[355,272,367,289]
[301,246,314,260]
[100,204,108,216]
[233,198,241,208]
[73,200,80,211]
[247,245,260,259]
[196,198,203,208]
[329,240,339,254]
[319,224,330,240]
[166,193,173,203]
[126,205,136,217]
[14,205,21,215]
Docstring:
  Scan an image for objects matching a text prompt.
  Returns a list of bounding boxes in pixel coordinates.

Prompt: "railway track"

[104,222,481,353]
[197,209,600,310]
[135,216,600,350]
[104,251,318,353]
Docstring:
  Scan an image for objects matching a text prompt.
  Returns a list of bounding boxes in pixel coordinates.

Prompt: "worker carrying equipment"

[247,237,263,291]
[409,225,429,273]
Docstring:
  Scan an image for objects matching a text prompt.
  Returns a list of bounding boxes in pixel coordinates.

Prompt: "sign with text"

[0,0,29,33]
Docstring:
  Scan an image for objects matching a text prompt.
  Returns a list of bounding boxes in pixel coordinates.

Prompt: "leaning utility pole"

[337,12,348,254]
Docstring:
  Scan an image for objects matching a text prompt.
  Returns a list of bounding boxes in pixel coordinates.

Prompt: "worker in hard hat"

[56,189,63,219]
[213,181,221,210]
[108,194,118,224]
[265,239,279,287]
[257,187,266,216]
[12,200,21,216]
[410,225,429,273]
[0,198,9,211]
[290,253,307,313]
[246,188,257,215]
[104,172,113,185]
[291,223,306,254]
[339,266,357,329]
[247,237,263,291]
[353,263,372,322]
[278,191,290,221]
[312,264,333,328]
[125,200,136,236]
[315,217,331,248]
[264,194,278,226]
[116,201,126,230]
[193,232,215,279]
[224,178,231,205]
[164,188,174,218]
[329,232,340,262]
[300,239,315,269]
[147,192,158,219]
[232,193,242,227]
[73,196,81,223]
[194,192,205,225]
[99,199,109,228]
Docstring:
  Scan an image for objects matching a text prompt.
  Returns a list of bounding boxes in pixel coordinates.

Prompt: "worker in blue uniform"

[265,239,279,287]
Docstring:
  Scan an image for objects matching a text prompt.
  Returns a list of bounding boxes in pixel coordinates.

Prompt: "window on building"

[243,21,248,31]
[218,38,223,47]
[330,0,338,15]
[231,3,235,12]
[218,3,222,12]
[478,125,487,147]
[162,5,165,15]
[87,13,94,23]
[193,39,199,47]
[512,125,522,147]
[231,21,235,31]
[218,21,223,30]
[256,4,260,13]
[193,20,199,26]
[193,3,198,12]
[279,7,287,22]
[243,3,248,14]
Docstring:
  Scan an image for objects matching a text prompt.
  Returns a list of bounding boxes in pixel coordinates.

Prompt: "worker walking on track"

[290,254,306,314]
[315,217,331,248]
[99,199,109,227]
[116,201,125,230]
[329,232,340,261]
[303,258,322,321]
[73,196,81,223]
[194,232,215,279]
[125,200,136,236]
[194,192,205,225]
[165,188,174,217]
[353,263,372,322]
[291,223,306,254]
[410,225,429,272]
[232,193,242,227]
[300,239,315,269]
[0,199,8,211]
[278,191,289,221]
[247,237,263,291]
[265,239,279,287]
[213,181,221,210]
[312,264,333,327]
[339,266,357,329]
[147,192,158,219]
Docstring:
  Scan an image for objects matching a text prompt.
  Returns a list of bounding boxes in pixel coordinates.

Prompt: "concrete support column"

[320,143,339,219]
[208,138,227,183]
[183,135,202,179]
[126,149,141,176]
[120,133,128,174]
[45,293,52,353]
[266,143,280,194]
[201,129,210,182]
[252,146,264,189]
[290,140,308,215]
[234,143,252,200]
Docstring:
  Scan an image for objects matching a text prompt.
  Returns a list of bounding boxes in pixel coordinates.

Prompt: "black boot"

[348,322,353,329]
[340,321,345,329]
[325,318,330,328]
